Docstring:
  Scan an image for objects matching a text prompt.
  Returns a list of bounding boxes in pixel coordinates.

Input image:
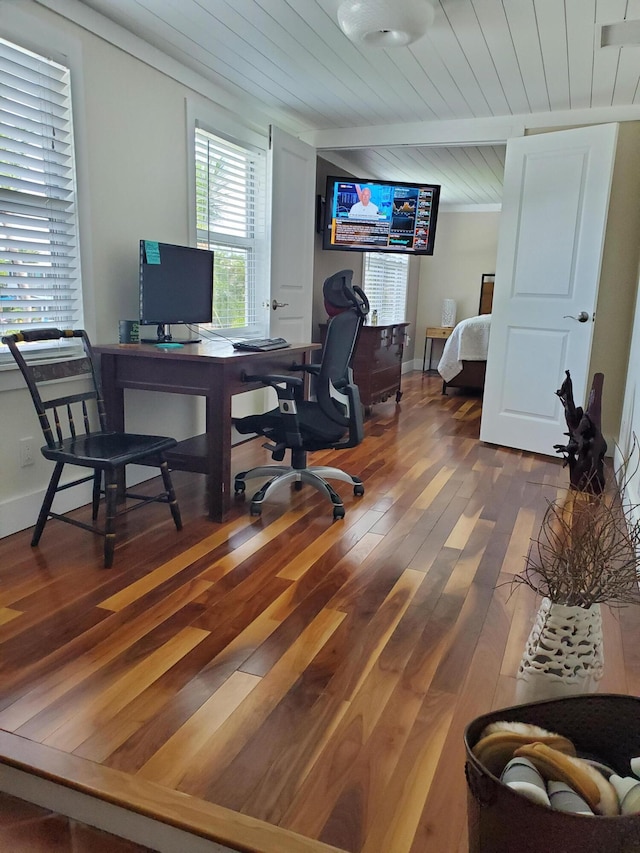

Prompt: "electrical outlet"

[20,437,35,467]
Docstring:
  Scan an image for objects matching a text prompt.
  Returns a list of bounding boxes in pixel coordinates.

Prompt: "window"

[0,37,82,355]
[194,127,267,331]
[362,253,409,324]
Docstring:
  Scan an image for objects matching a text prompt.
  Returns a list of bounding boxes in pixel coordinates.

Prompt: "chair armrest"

[241,372,304,392]
[241,371,305,449]
[290,363,321,376]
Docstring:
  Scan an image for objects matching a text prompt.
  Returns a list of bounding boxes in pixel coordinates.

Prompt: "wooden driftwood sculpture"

[554,370,607,494]
[514,373,640,608]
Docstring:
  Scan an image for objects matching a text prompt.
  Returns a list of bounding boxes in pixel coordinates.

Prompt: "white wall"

[588,122,640,446]
[0,2,271,536]
[415,211,501,367]
[618,264,640,514]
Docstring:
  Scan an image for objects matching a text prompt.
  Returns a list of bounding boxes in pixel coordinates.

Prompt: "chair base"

[234,465,364,521]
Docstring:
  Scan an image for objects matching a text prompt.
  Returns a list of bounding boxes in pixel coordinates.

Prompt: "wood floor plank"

[136,670,261,787]
[442,519,494,597]
[177,608,347,800]
[98,515,269,612]
[239,694,351,824]
[410,583,518,853]
[2,373,639,853]
[499,580,538,679]
[277,510,383,582]
[598,606,628,694]
[444,505,484,551]
[39,627,210,750]
[281,651,417,841]
[0,608,21,626]
[0,579,214,731]
[359,690,457,853]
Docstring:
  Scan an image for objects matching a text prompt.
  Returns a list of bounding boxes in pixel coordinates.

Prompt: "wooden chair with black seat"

[2,328,182,568]
[233,269,369,520]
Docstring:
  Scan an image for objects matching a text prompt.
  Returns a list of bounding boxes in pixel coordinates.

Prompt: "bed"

[438,314,491,393]
[438,274,494,394]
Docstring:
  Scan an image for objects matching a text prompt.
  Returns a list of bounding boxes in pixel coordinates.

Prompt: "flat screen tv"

[139,240,214,343]
[322,176,440,255]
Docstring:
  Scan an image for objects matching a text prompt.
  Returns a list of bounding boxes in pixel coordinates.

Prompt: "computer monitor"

[139,240,214,343]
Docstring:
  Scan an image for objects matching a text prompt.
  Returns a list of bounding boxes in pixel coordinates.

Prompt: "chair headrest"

[323,270,369,319]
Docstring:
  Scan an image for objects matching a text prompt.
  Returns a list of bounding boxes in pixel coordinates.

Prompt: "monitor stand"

[140,323,201,344]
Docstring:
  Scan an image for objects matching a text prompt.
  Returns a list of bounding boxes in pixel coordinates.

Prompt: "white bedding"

[438,314,491,383]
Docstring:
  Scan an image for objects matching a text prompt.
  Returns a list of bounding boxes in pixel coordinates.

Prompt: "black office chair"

[233,270,369,520]
[2,328,182,568]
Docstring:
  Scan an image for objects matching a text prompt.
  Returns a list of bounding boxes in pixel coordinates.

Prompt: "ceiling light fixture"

[337,0,435,48]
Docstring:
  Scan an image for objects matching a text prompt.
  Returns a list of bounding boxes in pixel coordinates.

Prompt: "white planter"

[515,597,604,704]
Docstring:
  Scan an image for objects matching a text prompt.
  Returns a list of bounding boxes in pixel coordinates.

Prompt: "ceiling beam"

[303,105,640,150]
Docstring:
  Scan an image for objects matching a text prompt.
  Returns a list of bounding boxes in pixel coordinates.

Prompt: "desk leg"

[205,384,230,522]
[100,354,125,431]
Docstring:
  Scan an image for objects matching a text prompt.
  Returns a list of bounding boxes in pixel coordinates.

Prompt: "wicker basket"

[464,694,640,852]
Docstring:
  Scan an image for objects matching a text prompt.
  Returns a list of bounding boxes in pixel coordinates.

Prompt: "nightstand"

[423,326,454,372]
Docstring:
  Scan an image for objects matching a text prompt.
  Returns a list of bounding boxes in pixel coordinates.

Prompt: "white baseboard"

[0,466,155,539]
[0,485,88,540]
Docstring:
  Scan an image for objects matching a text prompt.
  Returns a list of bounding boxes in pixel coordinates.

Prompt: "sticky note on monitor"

[144,240,161,264]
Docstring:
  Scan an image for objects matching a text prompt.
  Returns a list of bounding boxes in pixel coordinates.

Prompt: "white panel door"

[268,125,315,342]
[480,123,619,456]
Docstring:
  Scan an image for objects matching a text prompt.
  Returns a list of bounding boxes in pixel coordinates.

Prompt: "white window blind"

[0,37,82,352]
[195,127,266,330]
[362,253,409,324]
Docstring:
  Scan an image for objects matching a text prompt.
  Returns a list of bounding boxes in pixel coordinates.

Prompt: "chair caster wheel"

[354,484,365,496]
[234,479,245,493]
[333,506,345,520]
[250,503,262,517]
[294,481,303,491]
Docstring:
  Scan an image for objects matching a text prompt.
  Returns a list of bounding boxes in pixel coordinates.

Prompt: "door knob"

[563,311,591,323]
[272,299,289,310]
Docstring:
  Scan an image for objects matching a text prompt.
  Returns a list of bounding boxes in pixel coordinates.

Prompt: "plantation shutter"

[194,127,266,329]
[362,253,409,324]
[0,37,82,352]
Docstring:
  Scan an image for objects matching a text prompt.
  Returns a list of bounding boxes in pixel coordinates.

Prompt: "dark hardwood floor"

[1,371,639,853]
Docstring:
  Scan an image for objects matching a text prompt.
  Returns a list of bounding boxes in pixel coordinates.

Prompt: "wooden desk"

[423,326,454,372]
[94,340,320,522]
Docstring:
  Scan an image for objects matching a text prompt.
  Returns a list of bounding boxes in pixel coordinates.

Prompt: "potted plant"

[513,371,640,703]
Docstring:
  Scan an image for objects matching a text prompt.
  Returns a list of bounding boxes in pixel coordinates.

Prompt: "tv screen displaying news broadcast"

[322,176,440,256]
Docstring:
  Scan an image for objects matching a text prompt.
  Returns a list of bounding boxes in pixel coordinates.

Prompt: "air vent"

[600,20,640,47]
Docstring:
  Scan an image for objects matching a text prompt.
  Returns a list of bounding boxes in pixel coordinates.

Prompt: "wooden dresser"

[320,321,409,413]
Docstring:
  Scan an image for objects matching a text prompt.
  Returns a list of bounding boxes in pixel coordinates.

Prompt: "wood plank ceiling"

[62,0,640,206]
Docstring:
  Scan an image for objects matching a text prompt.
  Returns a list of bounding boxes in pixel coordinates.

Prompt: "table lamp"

[441,298,457,328]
